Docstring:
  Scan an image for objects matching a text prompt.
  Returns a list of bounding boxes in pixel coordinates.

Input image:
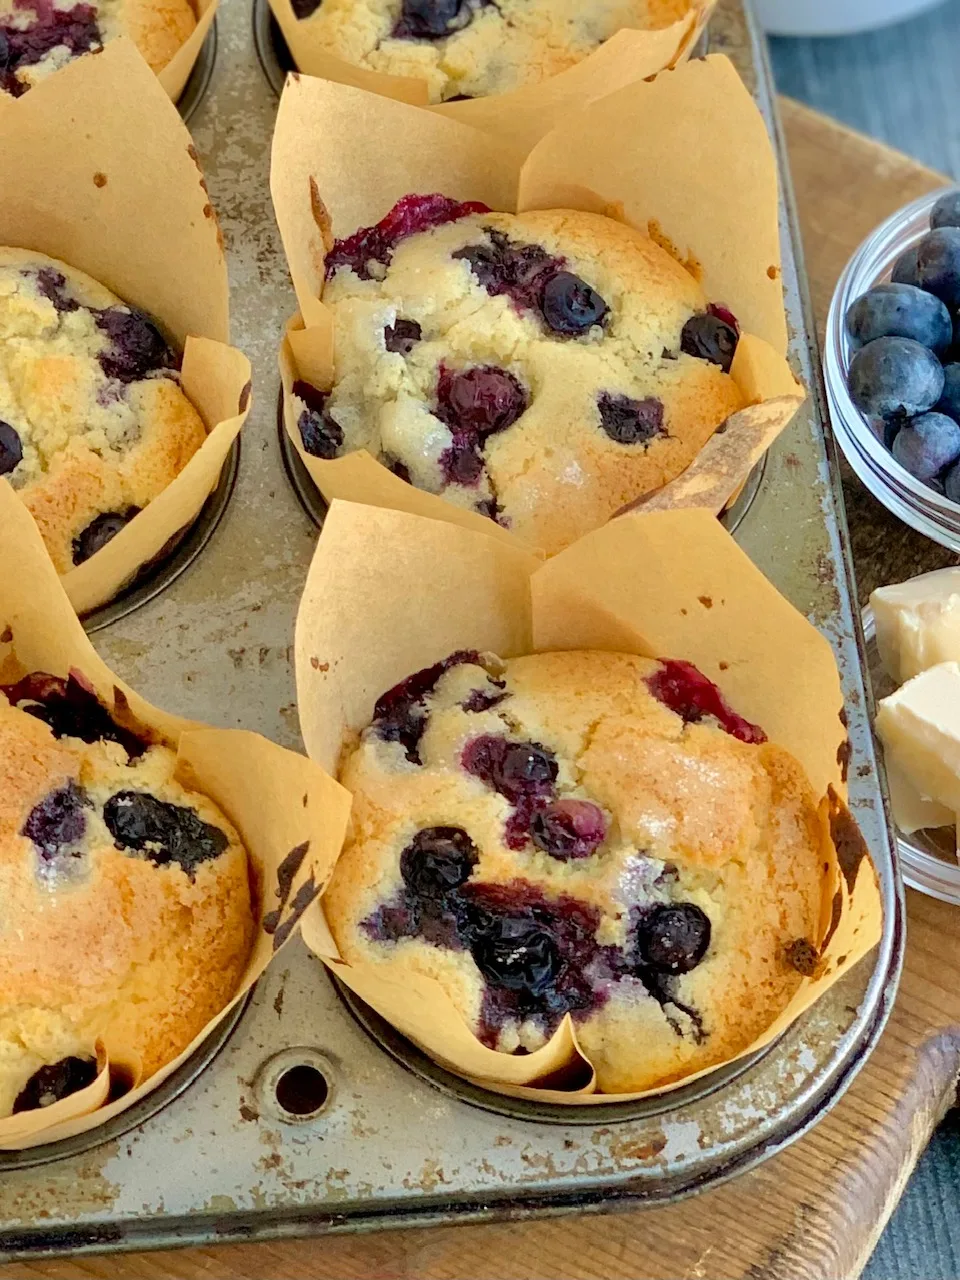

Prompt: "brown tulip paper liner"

[0,484,352,1149]
[0,39,251,616]
[267,0,712,150]
[272,56,804,555]
[156,0,219,103]
[295,501,881,1103]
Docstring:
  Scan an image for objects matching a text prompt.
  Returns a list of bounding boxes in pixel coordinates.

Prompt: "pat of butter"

[884,758,954,833]
[876,662,960,812]
[872,568,960,684]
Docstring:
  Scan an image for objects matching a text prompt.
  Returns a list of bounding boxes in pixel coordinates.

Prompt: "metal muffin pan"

[177,19,218,123]
[0,0,902,1262]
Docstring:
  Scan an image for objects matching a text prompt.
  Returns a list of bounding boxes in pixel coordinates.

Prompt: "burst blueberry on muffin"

[0,248,207,574]
[285,0,694,103]
[293,194,745,555]
[0,671,253,1118]
[323,650,826,1094]
[0,0,197,97]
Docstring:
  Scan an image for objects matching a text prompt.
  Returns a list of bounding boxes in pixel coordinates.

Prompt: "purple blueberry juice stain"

[372,650,486,763]
[21,781,89,862]
[0,0,101,96]
[646,659,766,744]
[34,267,79,313]
[326,193,491,282]
[2,671,148,757]
[453,228,561,313]
[461,682,508,713]
[597,392,665,445]
[462,734,559,849]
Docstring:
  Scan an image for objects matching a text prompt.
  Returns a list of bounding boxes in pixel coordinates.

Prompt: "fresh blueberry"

[540,271,608,336]
[944,460,960,504]
[936,363,960,425]
[384,318,422,354]
[462,735,558,801]
[21,782,89,860]
[891,411,960,481]
[931,190,960,230]
[453,229,561,314]
[845,283,953,355]
[646,659,766,744]
[103,791,229,875]
[847,337,944,419]
[680,312,739,373]
[2,672,147,756]
[72,509,141,565]
[96,307,174,382]
[400,826,478,897]
[12,1056,98,1114]
[597,392,665,445]
[435,366,527,438]
[292,379,343,459]
[530,799,606,860]
[394,0,473,38]
[891,244,922,288]
[916,228,960,310]
[0,420,22,474]
[929,474,948,496]
[635,903,711,975]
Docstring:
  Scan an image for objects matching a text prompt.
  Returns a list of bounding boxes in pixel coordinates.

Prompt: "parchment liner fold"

[267,0,712,153]
[297,501,881,1103]
[272,56,804,553]
[0,39,250,616]
[0,483,351,1149]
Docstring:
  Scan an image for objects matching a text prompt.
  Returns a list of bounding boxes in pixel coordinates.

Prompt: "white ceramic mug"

[755,0,943,35]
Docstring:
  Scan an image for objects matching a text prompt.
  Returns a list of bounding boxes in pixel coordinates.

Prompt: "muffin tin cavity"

[252,0,290,96]
[177,18,217,123]
[82,438,240,633]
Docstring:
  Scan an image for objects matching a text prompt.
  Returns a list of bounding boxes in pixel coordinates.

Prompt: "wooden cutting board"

[5,101,957,1280]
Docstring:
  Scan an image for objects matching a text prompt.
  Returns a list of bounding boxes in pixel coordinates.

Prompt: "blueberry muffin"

[287,0,694,103]
[0,671,253,1119]
[323,650,826,1094]
[0,249,207,574]
[294,195,745,555]
[0,0,197,97]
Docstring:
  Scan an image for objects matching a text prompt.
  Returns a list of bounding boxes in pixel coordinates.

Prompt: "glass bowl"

[862,601,960,903]
[824,188,960,551]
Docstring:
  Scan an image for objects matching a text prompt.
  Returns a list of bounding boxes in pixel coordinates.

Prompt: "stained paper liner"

[0,39,250,616]
[295,501,881,1103]
[272,56,804,556]
[267,0,711,146]
[0,484,352,1149]
[156,0,219,103]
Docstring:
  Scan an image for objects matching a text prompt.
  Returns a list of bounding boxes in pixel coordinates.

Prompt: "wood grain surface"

[5,101,958,1280]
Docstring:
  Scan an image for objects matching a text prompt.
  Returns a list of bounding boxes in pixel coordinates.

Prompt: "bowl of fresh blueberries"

[825,188,960,549]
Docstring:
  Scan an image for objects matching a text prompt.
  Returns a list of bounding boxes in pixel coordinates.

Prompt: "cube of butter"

[872,568,960,684]
[876,661,960,812]
[884,758,954,833]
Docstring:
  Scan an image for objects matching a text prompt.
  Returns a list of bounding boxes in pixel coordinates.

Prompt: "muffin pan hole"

[331,975,777,1127]
[277,387,767,538]
[177,18,218,124]
[82,438,241,634]
[253,0,292,97]
[256,1048,335,1123]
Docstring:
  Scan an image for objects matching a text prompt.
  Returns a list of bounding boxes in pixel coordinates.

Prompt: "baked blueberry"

[72,508,141,565]
[0,420,22,475]
[292,379,343,459]
[845,283,953,355]
[891,411,960,481]
[680,311,739,373]
[96,306,174,382]
[373,649,482,763]
[103,790,229,874]
[597,393,665,445]
[453,229,561,312]
[847,336,944,420]
[0,4,101,95]
[384,318,422,354]
[394,0,475,38]
[326,193,490,281]
[34,268,79,313]
[469,912,560,994]
[931,191,960,231]
[439,439,484,485]
[12,1056,98,1113]
[462,735,558,801]
[435,365,527,438]
[635,903,711,975]
[21,781,89,860]
[290,0,322,14]
[916,228,960,310]
[2,671,147,757]
[539,271,608,336]
[400,826,478,896]
[936,364,960,425]
[646,659,767,744]
[530,799,606,860]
